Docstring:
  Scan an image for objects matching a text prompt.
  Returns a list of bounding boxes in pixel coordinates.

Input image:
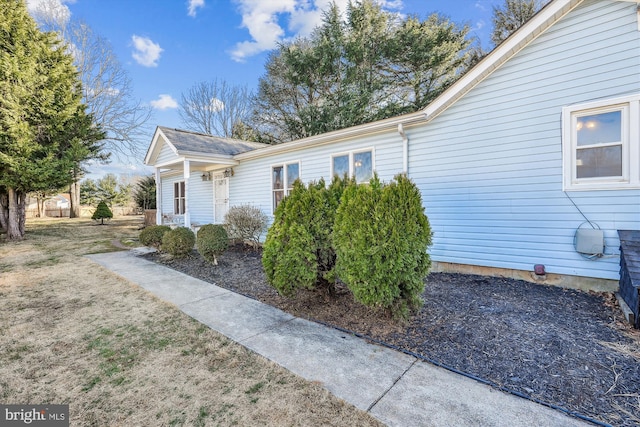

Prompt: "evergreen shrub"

[91,200,113,225]
[197,224,228,265]
[333,174,432,318]
[224,204,268,245]
[161,227,195,257]
[262,177,345,297]
[139,225,171,248]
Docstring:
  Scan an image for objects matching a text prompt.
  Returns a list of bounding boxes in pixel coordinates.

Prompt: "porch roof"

[144,126,268,168]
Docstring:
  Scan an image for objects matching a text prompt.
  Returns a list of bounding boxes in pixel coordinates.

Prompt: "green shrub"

[333,174,432,318]
[262,177,345,297]
[139,225,171,248]
[197,224,229,264]
[92,200,113,225]
[161,227,195,257]
[224,204,268,245]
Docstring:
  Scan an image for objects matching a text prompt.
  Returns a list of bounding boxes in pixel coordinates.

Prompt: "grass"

[0,216,382,426]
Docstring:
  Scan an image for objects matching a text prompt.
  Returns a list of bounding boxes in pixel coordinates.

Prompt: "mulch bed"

[141,245,640,426]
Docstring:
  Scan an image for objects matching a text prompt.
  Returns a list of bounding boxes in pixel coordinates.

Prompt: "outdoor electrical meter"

[575,228,605,256]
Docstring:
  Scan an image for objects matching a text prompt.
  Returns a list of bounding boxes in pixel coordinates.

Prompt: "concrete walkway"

[87,250,595,427]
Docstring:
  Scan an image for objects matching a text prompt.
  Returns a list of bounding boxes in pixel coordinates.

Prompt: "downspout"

[398,123,408,174]
[183,159,191,229]
[155,168,162,225]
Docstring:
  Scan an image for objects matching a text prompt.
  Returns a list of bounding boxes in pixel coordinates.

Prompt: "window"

[174,181,185,214]
[331,149,374,183]
[563,94,639,190]
[272,162,300,211]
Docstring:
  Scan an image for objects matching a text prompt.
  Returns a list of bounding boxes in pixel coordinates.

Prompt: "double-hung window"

[272,162,300,211]
[562,94,639,190]
[331,149,374,183]
[174,181,185,214]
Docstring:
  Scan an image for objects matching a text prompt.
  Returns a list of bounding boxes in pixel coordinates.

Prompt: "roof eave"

[235,110,426,161]
[144,127,179,166]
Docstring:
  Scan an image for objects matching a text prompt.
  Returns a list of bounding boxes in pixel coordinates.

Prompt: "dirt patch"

[144,245,640,427]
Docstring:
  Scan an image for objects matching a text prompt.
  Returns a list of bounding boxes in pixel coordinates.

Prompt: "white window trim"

[271,160,301,213]
[173,181,185,215]
[330,148,375,183]
[562,94,640,191]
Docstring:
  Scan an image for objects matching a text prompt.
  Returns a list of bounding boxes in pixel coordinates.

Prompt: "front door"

[213,175,229,224]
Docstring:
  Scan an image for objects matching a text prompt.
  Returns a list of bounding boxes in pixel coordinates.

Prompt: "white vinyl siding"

[229,131,403,219]
[189,171,215,224]
[156,142,177,165]
[408,0,640,280]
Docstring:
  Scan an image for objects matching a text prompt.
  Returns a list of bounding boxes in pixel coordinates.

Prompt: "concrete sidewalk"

[87,250,593,427]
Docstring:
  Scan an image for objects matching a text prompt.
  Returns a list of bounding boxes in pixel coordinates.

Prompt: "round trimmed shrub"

[139,225,171,248]
[197,224,228,265]
[334,174,432,318]
[161,227,195,257]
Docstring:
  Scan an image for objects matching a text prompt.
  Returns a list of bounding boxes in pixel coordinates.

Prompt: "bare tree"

[32,1,152,217]
[179,79,253,137]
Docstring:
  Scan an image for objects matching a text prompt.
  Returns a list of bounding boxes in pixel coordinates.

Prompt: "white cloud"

[131,35,163,67]
[208,98,224,112]
[150,94,178,110]
[188,0,205,17]
[26,0,74,24]
[230,0,403,62]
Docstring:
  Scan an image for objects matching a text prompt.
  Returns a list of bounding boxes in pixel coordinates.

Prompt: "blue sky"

[26,0,505,179]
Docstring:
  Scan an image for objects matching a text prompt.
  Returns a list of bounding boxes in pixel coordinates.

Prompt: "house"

[145,0,640,291]
[44,194,70,210]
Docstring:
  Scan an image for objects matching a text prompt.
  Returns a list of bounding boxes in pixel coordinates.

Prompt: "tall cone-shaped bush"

[262,177,346,297]
[334,174,432,318]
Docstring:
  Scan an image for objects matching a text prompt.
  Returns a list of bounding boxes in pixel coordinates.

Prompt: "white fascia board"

[234,111,425,161]
[144,127,179,165]
[423,0,583,122]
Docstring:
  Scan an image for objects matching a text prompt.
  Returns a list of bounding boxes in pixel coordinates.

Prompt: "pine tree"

[251,1,474,143]
[92,200,113,225]
[0,0,104,239]
[491,0,545,47]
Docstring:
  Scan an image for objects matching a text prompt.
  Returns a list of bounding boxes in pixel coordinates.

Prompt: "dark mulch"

[141,245,640,427]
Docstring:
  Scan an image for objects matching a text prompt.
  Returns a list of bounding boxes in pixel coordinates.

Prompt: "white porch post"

[155,168,162,225]
[183,160,191,228]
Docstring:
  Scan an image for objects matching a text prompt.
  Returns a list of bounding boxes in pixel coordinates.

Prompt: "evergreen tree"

[491,0,545,47]
[91,200,113,225]
[251,0,474,143]
[80,174,132,208]
[0,0,104,239]
[133,175,156,210]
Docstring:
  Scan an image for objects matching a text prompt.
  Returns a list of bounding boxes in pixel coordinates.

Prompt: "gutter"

[234,111,426,161]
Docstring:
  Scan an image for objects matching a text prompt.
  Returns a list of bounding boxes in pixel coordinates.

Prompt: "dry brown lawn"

[0,216,383,426]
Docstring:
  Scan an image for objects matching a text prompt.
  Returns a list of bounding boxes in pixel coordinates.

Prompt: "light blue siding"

[188,171,214,225]
[231,131,405,218]
[157,140,177,165]
[409,0,640,280]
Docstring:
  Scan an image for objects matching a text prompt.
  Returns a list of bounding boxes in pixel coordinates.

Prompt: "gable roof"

[144,126,268,165]
[149,0,622,164]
